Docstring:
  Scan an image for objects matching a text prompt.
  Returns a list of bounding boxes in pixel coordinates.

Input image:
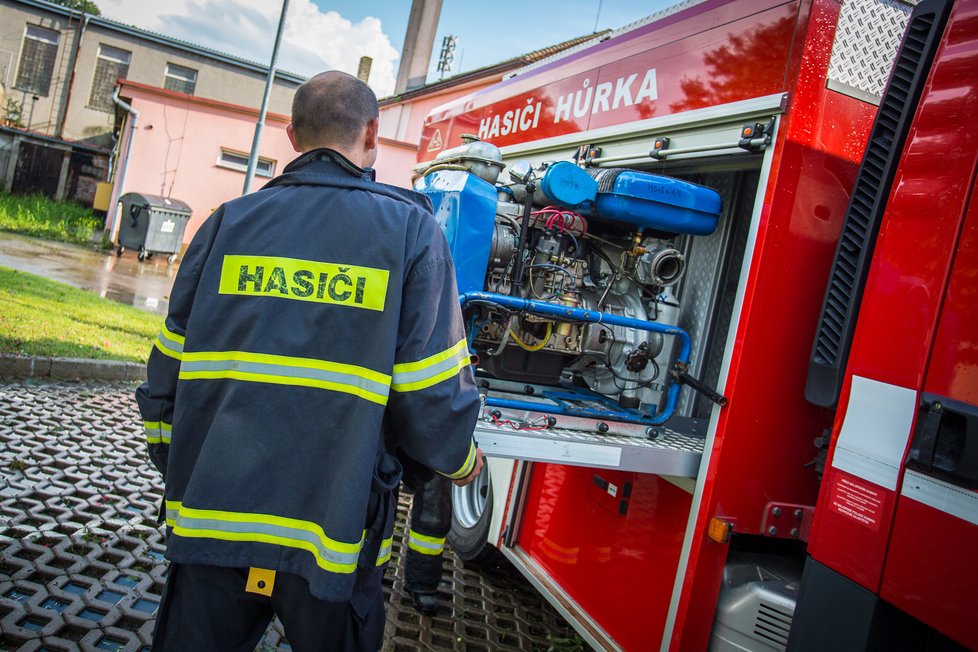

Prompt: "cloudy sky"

[96,0,683,98]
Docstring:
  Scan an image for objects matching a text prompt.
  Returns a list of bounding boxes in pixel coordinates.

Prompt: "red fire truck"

[412,0,977,649]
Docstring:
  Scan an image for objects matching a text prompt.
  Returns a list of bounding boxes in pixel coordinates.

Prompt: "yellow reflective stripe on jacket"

[154,325,185,360]
[440,440,477,480]
[143,421,172,444]
[391,339,470,393]
[165,501,364,574]
[376,535,394,566]
[178,350,392,405]
[407,529,446,556]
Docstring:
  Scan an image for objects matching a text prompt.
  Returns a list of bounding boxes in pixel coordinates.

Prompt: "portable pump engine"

[414,138,723,424]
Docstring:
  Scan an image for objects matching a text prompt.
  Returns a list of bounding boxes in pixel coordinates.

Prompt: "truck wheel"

[449,463,497,564]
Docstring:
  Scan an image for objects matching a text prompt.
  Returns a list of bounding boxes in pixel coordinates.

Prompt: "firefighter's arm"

[134,207,223,479]
[387,219,482,484]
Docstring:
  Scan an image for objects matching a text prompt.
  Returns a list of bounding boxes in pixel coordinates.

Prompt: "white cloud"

[98,0,399,96]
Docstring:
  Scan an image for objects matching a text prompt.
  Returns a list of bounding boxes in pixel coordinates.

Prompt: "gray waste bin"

[117,193,192,263]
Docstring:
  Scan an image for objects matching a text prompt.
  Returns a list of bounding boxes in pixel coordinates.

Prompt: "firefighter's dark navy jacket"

[136,149,480,602]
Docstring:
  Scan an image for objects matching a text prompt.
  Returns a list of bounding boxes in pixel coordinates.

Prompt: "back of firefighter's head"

[288,71,380,168]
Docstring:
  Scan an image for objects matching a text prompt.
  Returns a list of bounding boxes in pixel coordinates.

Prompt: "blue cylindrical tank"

[585,168,722,236]
[414,169,497,294]
[540,161,598,208]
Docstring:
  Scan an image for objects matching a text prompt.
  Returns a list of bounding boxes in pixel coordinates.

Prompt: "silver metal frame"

[660,115,784,649]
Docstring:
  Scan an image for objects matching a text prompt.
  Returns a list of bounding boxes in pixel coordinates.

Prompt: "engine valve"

[625,342,654,373]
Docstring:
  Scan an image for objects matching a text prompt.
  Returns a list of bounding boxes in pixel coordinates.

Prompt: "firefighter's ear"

[287,123,302,153]
[363,118,379,152]
[362,118,380,168]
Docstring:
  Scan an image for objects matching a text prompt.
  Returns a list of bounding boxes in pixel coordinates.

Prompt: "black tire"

[448,469,499,565]
[116,245,124,257]
[137,250,147,262]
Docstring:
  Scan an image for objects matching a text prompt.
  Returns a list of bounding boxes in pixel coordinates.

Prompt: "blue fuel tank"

[585,168,722,236]
[413,169,496,294]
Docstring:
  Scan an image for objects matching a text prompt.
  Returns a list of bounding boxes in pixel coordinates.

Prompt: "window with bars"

[15,25,60,96]
[164,63,198,95]
[88,45,131,112]
[217,149,276,177]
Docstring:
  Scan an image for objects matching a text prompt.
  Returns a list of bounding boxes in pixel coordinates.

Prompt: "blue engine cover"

[586,169,722,236]
[414,169,496,294]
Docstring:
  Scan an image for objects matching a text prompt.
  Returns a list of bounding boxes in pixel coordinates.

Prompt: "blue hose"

[459,291,690,425]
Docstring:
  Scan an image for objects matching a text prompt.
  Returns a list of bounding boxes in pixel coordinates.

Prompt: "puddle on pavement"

[0,233,174,316]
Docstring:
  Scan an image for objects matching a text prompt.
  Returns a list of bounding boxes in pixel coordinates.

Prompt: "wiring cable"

[509,320,553,352]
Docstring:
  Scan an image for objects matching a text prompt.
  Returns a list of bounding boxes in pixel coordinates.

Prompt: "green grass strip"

[0,192,105,246]
[0,266,160,362]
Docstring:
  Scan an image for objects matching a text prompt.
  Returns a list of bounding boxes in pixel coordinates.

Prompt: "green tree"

[50,0,102,16]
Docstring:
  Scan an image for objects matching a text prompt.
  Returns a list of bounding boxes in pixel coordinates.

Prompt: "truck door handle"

[907,393,978,490]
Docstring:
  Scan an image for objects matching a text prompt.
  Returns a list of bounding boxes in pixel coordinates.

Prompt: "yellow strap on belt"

[245,567,276,596]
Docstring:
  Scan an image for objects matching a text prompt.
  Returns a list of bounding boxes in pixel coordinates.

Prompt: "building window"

[88,45,131,112]
[15,25,60,96]
[217,149,276,177]
[164,63,198,95]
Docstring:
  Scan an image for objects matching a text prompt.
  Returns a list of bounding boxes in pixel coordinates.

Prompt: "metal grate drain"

[0,379,587,651]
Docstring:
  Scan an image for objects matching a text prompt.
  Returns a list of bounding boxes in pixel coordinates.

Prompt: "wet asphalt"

[0,233,176,317]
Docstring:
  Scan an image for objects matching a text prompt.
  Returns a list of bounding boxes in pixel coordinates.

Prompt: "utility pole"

[243,0,289,195]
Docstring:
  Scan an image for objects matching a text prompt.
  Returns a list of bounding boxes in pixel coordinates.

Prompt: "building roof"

[9,0,306,84]
[0,124,112,153]
[378,30,610,106]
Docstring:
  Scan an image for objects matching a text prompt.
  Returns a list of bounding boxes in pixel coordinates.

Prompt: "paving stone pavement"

[0,379,588,651]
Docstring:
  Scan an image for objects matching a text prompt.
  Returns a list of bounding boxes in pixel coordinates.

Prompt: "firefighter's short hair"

[291,71,379,150]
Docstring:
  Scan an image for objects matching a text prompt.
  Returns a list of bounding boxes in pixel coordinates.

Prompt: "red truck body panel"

[420,0,800,157]
[518,466,691,651]
[807,1,978,648]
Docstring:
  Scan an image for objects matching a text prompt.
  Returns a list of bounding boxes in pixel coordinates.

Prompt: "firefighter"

[136,71,484,651]
[401,459,453,615]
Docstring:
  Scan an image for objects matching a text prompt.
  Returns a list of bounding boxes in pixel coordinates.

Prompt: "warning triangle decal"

[427,129,443,152]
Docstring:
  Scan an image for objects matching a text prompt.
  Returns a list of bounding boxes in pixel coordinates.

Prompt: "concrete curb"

[0,354,146,382]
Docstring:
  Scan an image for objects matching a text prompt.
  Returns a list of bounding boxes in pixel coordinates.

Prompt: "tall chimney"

[394,0,443,94]
[357,56,373,83]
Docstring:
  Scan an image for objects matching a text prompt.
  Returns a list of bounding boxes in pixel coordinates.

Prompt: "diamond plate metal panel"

[676,172,737,417]
[827,0,916,104]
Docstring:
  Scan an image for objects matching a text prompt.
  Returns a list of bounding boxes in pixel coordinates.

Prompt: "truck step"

[474,414,704,476]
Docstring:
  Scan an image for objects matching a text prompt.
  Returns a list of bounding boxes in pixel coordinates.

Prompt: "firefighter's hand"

[453,448,485,487]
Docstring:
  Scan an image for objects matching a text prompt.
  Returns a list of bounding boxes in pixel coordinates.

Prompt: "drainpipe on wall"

[107,85,138,244]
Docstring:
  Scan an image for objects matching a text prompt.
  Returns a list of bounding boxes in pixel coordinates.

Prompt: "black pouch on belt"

[351,450,402,618]
[359,451,403,570]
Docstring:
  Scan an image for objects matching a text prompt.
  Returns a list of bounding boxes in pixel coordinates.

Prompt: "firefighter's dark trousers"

[403,470,453,592]
[152,563,386,651]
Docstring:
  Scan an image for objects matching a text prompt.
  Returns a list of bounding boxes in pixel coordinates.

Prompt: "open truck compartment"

[416,117,767,479]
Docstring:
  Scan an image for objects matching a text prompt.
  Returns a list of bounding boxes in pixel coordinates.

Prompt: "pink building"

[110,79,296,246]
